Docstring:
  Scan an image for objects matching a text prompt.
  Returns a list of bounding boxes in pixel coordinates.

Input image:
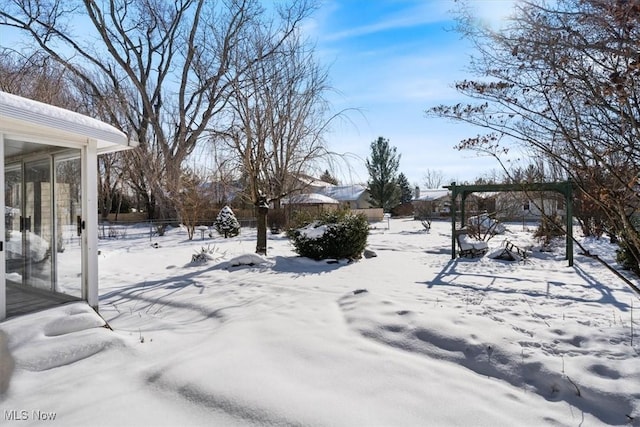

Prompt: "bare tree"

[176,168,213,240]
[98,153,123,220]
[422,169,445,189]
[1,0,316,224]
[0,50,82,109]
[428,0,640,273]
[217,29,335,254]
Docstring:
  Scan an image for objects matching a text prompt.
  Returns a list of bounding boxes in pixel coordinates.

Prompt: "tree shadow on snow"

[421,259,630,310]
[269,255,351,276]
[99,263,236,323]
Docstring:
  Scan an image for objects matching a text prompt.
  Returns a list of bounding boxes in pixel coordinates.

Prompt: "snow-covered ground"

[1,218,639,426]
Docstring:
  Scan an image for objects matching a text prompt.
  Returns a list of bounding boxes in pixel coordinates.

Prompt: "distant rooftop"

[414,189,449,201]
[322,184,368,202]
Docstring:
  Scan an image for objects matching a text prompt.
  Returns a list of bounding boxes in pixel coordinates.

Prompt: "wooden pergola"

[444,181,575,266]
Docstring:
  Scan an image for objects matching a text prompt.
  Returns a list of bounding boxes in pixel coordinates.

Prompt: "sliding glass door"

[4,153,82,297]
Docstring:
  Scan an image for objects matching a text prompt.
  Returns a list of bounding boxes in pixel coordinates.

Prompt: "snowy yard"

[1,218,639,426]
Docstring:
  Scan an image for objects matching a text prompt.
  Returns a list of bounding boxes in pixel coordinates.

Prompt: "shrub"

[287,210,369,260]
[616,247,638,272]
[268,209,287,234]
[616,230,640,275]
[534,214,565,247]
[215,205,241,238]
[287,209,318,230]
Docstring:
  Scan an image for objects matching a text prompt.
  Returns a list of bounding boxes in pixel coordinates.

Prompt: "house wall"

[412,197,451,219]
[495,192,565,221]
[352,208,384,222]
[355,192,372,209]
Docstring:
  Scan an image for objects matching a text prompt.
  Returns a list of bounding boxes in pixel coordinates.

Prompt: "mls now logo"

[4,410,57,421]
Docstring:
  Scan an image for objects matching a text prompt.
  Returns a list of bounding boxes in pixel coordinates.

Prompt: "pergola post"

[450,182,457,260]
[565,180,574,266]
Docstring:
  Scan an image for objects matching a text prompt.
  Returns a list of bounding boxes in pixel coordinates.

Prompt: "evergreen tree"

[320,169,338,185]
[397,173,413,205]
[366,137,401,211]
[215,205,241,238]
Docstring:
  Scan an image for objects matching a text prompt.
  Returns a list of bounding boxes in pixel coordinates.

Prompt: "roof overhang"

[283,193,340,205]
[0,91,135,154]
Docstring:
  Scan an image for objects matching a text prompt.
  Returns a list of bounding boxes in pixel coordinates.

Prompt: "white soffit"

[0,91,131,151]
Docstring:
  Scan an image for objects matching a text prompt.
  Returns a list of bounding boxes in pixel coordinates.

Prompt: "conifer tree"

[397,173,413,205]
[320,169,338,185]
[215,206,241,238]
[366,137,401,211]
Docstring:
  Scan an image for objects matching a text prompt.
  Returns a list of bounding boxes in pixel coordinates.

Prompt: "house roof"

[296,174,336,189]
[0,91,133,153]
[322,185,368,202]
[282,193,340,205]
[414,189,450,201]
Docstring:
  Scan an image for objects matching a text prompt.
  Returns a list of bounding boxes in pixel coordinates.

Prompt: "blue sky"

[0,0,517,187]
[306,0,519,187]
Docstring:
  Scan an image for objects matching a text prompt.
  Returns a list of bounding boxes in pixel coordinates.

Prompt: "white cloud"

[468,0,521,28]
[322,1,451,42]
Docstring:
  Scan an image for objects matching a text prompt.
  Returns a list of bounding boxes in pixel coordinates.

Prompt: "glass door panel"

[23,159,53,291]
[54,157,82,297]
[5,165,23,284]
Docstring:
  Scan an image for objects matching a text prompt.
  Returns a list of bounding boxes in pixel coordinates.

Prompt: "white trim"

[82,140,99,310]
[3,132,86,150]
[0,132,5,320]
[0,91,127,145]
[0,91,135,154]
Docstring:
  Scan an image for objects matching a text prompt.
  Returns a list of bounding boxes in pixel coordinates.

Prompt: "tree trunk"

[256,195,269,255]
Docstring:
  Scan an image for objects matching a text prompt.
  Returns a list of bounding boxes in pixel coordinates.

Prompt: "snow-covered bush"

[214,205,241,238]
[191,244,226,263]
[467,213,505,241]
[287,210,369,260]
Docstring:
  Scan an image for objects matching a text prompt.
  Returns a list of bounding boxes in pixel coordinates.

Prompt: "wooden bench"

[493,240,529,262]
[455,229,488,258]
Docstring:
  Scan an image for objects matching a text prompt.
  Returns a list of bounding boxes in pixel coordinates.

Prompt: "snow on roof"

[296,174,336,189]
[476,191,500,198]
[414,189,450,201]
[322,185,368,201]
[0,91,132,151]
[282,193,340,205]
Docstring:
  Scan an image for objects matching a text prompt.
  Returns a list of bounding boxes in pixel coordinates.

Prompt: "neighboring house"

[0,91,134,320]
[294,174,336,194]
[412,188,451,219]
[495,192,566,221]
[281,193,340,214]
[284,177,381,221]
[469,192,498,216]
[286,174,371,210]
[321,185,371,209]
